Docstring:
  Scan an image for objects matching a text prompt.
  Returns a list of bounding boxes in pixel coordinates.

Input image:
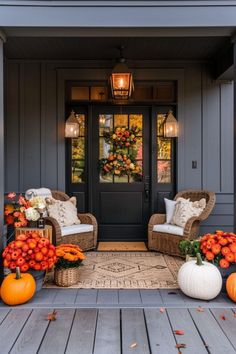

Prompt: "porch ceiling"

[5,36,231,61]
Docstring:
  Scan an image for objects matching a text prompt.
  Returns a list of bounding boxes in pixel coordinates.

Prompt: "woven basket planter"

[54,267,80,287]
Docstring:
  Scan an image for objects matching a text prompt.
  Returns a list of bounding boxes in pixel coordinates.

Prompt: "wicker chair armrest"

[183,216,202,238]
[45,216,62,245]
[149,214,166,228]
[78,213,97,226]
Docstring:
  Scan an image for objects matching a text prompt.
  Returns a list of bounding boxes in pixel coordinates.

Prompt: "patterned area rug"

[44,252,184,289]
[97,242,148,252]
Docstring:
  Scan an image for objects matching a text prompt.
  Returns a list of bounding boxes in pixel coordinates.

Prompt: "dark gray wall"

[5,60,234,234]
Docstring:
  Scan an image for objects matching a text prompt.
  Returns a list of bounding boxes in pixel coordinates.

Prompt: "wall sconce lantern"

[65,110,80,138]
[164,110,178,138]
[110,46,134,100]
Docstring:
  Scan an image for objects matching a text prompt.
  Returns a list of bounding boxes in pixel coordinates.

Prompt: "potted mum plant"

[54,244,86,287]
[179,239,201,261]
[2,230,56,291]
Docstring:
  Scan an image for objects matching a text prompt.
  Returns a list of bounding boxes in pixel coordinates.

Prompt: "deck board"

[75,289,98,304]
[97,289,119,304]
[144,308,176,353]
[119,289,142,304]
[139,289,162,304]
[189,308,236,354]
[210,308,236,350]
[167,308,208,354]
[38,309,75,354]
[65,309,97,354]
[121,309,150,354]
[93,309,120,354]
[0,309,31,353]
[53,289,78,304]
[10,309,52,354]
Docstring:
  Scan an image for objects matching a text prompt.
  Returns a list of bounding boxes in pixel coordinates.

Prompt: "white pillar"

[0,34,4,279]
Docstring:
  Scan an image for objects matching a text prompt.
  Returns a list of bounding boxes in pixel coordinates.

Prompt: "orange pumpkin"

[226,272,236,302]
[1,267,36,305]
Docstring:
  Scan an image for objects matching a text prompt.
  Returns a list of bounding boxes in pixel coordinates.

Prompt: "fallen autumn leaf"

[174,330,185,335]
[159,307,166,313]
[130,342,137,349]
[197,307,204,312]
[47,310,57,321]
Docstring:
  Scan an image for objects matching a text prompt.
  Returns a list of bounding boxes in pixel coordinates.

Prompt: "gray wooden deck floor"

[0,306,236,353]
[0,288,235,309]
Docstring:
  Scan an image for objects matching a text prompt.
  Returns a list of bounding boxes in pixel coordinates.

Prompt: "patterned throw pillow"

[46,197,81,227]
[171,197,206,228]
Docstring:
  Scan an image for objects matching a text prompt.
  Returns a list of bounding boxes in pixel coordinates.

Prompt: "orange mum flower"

[211,244,221,255]
[225,252,235,263]
[205,251,214,261]
[221,247,230,256]
[4,204,14,215]
[219,258,230,268]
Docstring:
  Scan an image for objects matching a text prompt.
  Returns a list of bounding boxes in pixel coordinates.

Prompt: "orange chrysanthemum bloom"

[219,258,230,268]
[4,204,14,215]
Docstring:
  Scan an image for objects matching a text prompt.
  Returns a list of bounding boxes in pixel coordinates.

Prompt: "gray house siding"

[5,60,234,234]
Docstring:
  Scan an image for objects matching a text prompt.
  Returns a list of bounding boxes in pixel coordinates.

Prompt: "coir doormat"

[97,241,148,252]
[44,252,183,289]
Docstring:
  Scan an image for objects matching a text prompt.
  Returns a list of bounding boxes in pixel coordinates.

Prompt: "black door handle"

[144,182,149,202]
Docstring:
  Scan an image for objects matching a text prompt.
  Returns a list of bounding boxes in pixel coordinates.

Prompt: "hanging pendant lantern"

[65,110,80,138]
[110,46,134,100]
[164,110,178,138]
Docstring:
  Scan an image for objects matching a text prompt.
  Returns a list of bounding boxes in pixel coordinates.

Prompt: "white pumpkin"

[178,253,222,300]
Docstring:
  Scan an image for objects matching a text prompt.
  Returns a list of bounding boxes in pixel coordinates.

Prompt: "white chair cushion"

[61,224,93,237]
[153,223,184,236]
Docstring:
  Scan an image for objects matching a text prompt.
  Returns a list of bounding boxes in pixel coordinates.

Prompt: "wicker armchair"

[45,190,98,251]
[148,190,216,257]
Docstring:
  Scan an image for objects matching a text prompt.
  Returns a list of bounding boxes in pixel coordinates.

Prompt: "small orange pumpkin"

[1,267,36,306]
[226,272,236,302]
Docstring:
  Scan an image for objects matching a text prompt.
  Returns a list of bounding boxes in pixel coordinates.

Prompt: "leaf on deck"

[197,306,204,312]
[130,342,137,349]
[159,307,166,313]
[174,330,185,335]
[47,310,57,321]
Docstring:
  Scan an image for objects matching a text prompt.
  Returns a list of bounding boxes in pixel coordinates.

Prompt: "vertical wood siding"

[4,61,234,232]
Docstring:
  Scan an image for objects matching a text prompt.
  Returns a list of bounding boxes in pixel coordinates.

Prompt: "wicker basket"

[54,267,80,287]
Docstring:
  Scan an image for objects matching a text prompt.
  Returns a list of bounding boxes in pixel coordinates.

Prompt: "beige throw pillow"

[171,197,206,228]
[46,197,81,227]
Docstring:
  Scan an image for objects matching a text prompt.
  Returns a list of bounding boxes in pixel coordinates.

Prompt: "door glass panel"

[99,114,113,135]
[157,160,171,183]
[71,114,86,184]
[156,113,172,183]
[99,114,143,183]
[157,138,171,160]
[129,114,143,135]
[114,114,128,128]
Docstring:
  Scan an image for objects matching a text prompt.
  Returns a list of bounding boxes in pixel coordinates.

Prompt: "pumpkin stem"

[196,253,203,266]
[15,267,21,280]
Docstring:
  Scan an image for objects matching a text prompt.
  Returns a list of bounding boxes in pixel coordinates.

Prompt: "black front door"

[66,104,176,242]
[91,106,150,241]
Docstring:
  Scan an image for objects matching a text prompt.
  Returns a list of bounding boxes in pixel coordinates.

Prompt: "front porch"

[1,1,236,353]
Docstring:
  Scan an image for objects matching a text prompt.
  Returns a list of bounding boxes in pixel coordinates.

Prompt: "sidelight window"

[157,114,172,183]
[71,114,86,183]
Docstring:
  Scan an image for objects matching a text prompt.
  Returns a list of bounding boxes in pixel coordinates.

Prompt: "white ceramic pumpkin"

[178,253,222,300]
